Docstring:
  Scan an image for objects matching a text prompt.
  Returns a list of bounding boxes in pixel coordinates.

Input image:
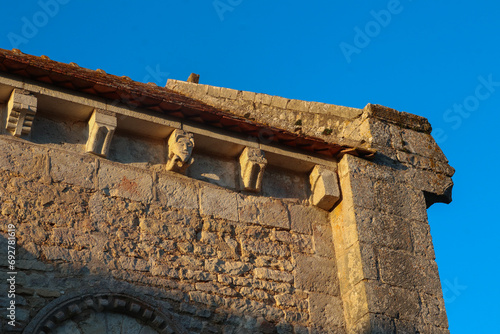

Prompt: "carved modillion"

[166,129,195,174]
[85,109,117,157]
[239,147,267,192]
[309,165,340,210]
[5,89,37,137]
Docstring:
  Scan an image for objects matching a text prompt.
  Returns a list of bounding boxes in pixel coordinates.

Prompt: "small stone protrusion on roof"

[121,76,132,81]
[41,55,50,60]
[69,62,80,68]
[146,82,158,86]
[96,69,106,74]
[187,73,200,84]
[12,48,22,54]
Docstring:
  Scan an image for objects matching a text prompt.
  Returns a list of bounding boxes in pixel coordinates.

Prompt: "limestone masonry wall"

[0,135,341,333]
[0,60,454,334]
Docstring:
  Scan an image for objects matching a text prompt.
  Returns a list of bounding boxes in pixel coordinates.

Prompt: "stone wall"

[0,134,343,333]
[0,68,454,334]
[332,155,448,333]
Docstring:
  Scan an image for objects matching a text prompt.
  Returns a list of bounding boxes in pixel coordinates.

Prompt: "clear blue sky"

[2,1,498,332]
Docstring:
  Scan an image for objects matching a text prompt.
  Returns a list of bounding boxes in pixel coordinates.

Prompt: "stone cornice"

[0,48,454,207]
[0,48,373,160]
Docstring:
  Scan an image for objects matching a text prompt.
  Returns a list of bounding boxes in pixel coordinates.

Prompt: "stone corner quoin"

[0,48,453,334]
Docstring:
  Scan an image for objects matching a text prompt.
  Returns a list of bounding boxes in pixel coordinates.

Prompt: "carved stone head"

[166,129,195,173]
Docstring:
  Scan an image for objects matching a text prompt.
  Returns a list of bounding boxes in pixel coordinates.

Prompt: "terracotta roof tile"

[0,48,374,159]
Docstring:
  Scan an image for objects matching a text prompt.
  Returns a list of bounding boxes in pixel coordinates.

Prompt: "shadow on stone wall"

[0,234,302,334]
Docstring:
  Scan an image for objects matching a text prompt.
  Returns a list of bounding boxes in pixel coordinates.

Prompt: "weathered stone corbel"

[239,147,267,192]
[309,165,340,210]
[5,89,37,137]
[166,129,195,174]
[85,109,117,157]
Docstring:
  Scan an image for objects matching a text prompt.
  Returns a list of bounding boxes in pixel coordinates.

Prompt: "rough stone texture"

[85,108,117,157]
[309,165,341,211]
[200,186,238,221]
[49,148,96,189]
[166,79,364,147]
[0,135,338,333]
[0,72,454,333]
[98,160,154,202]
[331,154,450,333]
[6,89,37,137]
[167,80,454,207]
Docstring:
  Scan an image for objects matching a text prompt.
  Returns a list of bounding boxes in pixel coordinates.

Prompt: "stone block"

[354,208,413,252]
[350,313,395,334]
[98,161,153,202]
[241,239,290,258]
[309,102,329,115]
[207,85,221,98]
[274,293,308,310]
[195,282,238,296]
[85,109,117,157]
[239,147,267,192]
[326,104,363,119]
[0,138,47,179]
[49,149,96,189]
[6,89,37,137]
[415,325,450,334]
[400,129,447,160]
[373,179,428,221]
[253,280,292,294]
[394,319,417,334]
[378,248,442,295]
[238,195,290,229]
[240,287,270,301]
[253,268,293,283]
[364,280,420,321]
[118,257,150,272]
[309,165,340,211]
[150,265,180,278]
[157,174,198,210]
[420,292,449,328]
[219,87,239,99]
[287,99,310,112]
[345,173,376,210]
[405,168,453,206]
[255,93,272,105]
[271,96,289,109]
[241,90,256,101]
[284,310,309,323]
[309,293,344,328]
[205,259,251,275]
[410,220,436,258]
[200,186,238,221]
[289,205,327,235]
[312,222,335,258]
[189,291,224,307]
[294,254,338,295]
[335,242,377,295]
[271,232,313,255]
